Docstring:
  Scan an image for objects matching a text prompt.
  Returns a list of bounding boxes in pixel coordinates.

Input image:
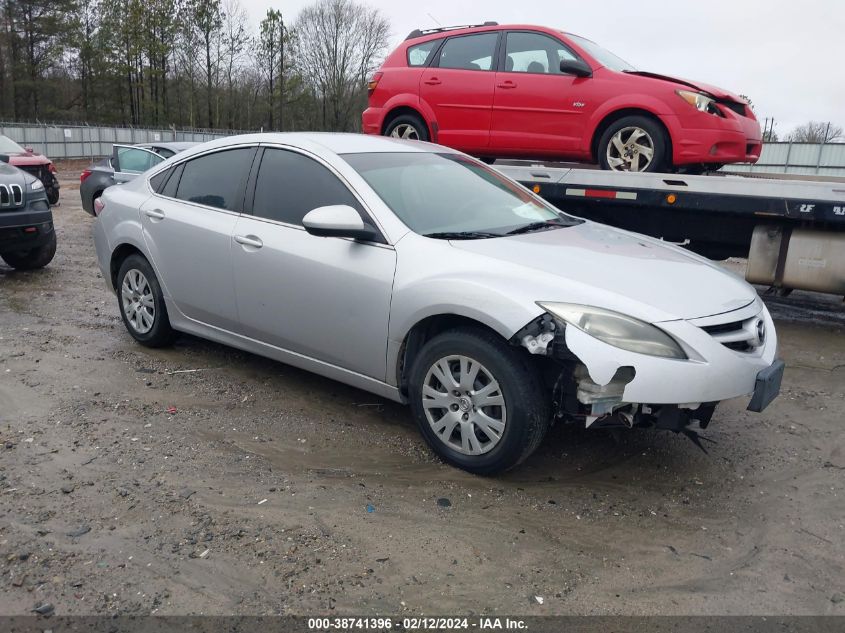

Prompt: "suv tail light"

[367,72,383,96]
[93,197,105,216]
[80,169,92,184]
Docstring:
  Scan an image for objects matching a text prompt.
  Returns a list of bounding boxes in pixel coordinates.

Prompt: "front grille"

[701,316,765,353]
[0,184,24,208]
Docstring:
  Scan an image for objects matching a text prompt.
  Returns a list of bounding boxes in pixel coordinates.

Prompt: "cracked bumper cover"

[524,300,779,409]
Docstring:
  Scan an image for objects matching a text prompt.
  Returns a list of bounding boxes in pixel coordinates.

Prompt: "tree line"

[0,0,390,132]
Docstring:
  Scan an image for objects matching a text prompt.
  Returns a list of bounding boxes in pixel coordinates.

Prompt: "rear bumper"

[362,107,383,135]
[664,112,762,166]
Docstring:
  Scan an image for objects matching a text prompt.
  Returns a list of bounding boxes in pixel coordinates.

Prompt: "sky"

[240,0,845,138]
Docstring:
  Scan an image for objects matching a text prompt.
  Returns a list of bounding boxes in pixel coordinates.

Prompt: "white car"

[93,133,783,474]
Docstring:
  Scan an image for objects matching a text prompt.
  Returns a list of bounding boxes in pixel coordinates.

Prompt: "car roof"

[138,141,197,151]
[175,132,455,158]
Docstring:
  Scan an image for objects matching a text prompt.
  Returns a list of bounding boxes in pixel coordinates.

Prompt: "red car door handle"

[497,81,517,89]
[423,77,441,85]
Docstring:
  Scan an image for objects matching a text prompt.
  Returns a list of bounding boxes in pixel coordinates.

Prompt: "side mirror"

[302,205,377,241]
[559,59,592,78]
[0,154,8,164]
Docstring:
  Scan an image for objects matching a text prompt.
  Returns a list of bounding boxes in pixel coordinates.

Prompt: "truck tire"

[0,231,57,270]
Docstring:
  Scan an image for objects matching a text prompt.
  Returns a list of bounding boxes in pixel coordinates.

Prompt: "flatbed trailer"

[495,165,845,296]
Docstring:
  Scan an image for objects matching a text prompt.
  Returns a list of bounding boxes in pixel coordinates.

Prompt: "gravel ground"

[0,163,843,617]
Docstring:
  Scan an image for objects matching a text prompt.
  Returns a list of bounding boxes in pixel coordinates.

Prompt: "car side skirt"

[166,302,404,404]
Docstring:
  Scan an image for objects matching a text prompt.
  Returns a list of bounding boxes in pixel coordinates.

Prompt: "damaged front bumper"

[515,299,781,429]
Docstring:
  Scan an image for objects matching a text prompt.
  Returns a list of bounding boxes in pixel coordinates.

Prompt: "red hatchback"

[363,23,761,172]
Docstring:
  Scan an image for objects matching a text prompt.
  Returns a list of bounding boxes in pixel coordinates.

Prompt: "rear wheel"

[408,327,550,475]
[116,254,175,347]
[598,115,668,173]
[0,231,56,270]
[384,113,429,142]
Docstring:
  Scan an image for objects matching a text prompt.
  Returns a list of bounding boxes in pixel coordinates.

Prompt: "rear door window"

[116,146,164,173]
[437,33,499,71]
[174,148,256,212]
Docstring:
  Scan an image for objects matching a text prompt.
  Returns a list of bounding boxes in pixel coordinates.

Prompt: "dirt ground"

[1,164,843,617]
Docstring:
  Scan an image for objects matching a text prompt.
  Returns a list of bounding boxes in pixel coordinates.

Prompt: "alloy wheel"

[421,355,507,456]
[606,126,655,172]
[121,268,155,334]
[389,123,420,140]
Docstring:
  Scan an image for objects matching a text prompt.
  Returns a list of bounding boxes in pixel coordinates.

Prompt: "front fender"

[581,94,675,156]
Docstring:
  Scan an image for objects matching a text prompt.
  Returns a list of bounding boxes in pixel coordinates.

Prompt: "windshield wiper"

[423,231,502,240]
[505,220,567,236]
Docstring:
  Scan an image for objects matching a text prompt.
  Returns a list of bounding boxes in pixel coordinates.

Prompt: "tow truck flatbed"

[494,165,845,295]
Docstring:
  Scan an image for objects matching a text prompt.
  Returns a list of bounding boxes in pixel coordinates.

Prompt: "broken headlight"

[537,302,687,359]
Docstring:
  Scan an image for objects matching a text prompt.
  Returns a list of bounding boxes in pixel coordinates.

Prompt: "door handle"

[497,81,517,89]
[423,77,441,85]
[144,209,165,220]
[234,234,263,249]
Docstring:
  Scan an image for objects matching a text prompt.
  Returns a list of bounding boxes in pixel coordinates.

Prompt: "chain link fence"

[0,121,252,160]
[3,122,845,177]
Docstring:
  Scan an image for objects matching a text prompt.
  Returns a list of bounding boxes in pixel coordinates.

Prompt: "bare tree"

[788,121,843,143]
[220,0,249,129]
[294,0,389,132]
[258,8,284,130]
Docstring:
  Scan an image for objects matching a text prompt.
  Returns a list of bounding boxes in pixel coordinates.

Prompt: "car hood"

[7,152,52,166]
[624,70,746,103]
[450,221,757,322]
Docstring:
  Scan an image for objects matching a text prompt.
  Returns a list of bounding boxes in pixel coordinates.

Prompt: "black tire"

[0,231,57,270]
[47,186,60,205]
[408,327,550,475]
[116,254,175,348]
[597,115,668,173]
[384,113,429,142]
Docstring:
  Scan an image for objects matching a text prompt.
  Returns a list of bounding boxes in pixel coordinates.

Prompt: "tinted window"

[154,147,176,158]
[160,163,183,198]
[252,149,361,226]
[438,33,498,71]
[175,148,254,211]
[117,146,164,173]
[149,167,171,193]
[407,39,439,66]
[505,32,578,74]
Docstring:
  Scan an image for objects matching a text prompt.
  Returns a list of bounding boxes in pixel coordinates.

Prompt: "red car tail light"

[48,162,57,174]
[80,169,92,184]
[93,197,105,216]
[367,72,383,96]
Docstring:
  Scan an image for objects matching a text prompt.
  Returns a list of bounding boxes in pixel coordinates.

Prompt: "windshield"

[566,33,636,72]
[0,135,25,154]
[342,152,580,238]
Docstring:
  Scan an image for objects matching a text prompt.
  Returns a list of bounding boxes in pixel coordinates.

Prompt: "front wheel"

[408,328,550,475]
[116,254,175,347]
[0,231,56,270]
[598,115,668,173]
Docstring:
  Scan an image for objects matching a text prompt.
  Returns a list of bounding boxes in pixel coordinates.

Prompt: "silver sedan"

[93,133,782,474]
